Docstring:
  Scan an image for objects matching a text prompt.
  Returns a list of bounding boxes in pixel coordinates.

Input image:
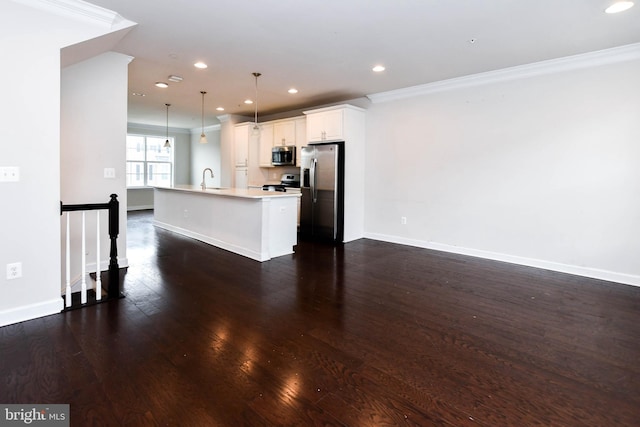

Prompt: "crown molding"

[128,123,221,135]
[368,43,640,104]
[190,124,221,134]
[303,103,366,115]
[128,123,192,135]
[13,0,129,28]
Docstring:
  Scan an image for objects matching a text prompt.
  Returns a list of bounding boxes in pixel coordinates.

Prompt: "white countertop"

[154,185,300,199]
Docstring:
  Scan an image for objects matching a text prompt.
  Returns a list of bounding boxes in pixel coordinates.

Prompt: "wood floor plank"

[1,210,638,426]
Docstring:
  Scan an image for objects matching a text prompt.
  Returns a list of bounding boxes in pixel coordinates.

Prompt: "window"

[126,135,174,188]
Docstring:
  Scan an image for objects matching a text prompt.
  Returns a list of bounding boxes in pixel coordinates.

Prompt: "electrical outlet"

[6,262,22,280]
[0,166,20,182]
[401,216,407,225]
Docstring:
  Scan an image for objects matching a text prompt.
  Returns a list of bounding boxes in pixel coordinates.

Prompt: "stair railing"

[60,194,122,309]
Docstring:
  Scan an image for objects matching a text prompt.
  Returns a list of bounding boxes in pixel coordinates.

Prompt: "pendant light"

[251,72,261,136]
[199,91,208,144]
[163,103,171,148]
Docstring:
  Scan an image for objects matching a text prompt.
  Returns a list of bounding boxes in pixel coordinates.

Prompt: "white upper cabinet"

[258,123,274,167]
[253,116,306,167]
[234,123,250,168]
[306,108,344,142]
[273,120,296,146]
[294,117,307,166]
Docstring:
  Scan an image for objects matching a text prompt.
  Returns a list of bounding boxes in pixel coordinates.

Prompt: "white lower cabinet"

[235,167,248,189]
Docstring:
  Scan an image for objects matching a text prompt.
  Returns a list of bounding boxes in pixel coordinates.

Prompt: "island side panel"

[263,196,298,259]
[153,188,267,261]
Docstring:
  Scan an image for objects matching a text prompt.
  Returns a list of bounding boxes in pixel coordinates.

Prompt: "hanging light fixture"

[199,91,208,144]
[251,72,261,135]
[163,103,171,148]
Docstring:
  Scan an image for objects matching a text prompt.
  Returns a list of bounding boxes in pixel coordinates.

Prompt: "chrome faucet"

[201,168,214,190]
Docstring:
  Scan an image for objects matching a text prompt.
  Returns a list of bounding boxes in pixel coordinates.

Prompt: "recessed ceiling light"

[168,75,183,82]
[288,88,298,94]
[605,1,634,13]
[244,99,253,104]
[194,62,208,69]
[216,107,225,111]
[372,65,386,72]
[131,92,145,97]
[155,82,169,88]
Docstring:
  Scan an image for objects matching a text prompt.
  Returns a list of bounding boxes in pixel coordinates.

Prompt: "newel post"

[108,194,120,298]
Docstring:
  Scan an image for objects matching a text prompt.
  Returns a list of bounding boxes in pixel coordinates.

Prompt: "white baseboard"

[127,205,153,211]
[153,220,267,261]
[364,232,640,288]
[0,298,64,327]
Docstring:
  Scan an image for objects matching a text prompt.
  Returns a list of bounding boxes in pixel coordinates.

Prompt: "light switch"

[104,168,116,179]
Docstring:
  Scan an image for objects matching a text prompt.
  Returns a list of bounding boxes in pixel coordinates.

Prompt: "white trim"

[153,220,268,262]
[127,204,153,211]
[364,232,640,288]
[0,298,64,327]
[13,0,129,28]
[189,124,222,134]
[303,103,366,115]
[368,43,640,103]
[128,122,221,135]
[128,122,192,134]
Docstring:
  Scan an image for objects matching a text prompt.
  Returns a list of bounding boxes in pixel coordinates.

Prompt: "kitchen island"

[153,186,300,261]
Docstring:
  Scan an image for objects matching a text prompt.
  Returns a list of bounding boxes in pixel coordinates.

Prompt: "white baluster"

[65,213,71,308]
[95,211,101,300]
[81,211,87,304]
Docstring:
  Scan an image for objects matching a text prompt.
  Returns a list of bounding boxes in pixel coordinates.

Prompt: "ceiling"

[77,0,639,129]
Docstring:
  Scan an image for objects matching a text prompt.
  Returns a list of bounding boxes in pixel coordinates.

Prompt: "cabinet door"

[322,109,344,141]
[306,113,325,142]
[273,121,296,146]
[234,124,249,167]
[306,109,344,142]
[258,124,274,167]
[235,167,248,189]
[295,117,307,166]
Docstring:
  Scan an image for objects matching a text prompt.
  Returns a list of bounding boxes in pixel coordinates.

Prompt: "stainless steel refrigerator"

[299,142,345,242]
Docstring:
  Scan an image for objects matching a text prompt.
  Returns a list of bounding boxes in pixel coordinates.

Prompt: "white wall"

[126,123,221,209]
[0,1,135,326]
[61,52,132,287]
[190,125,222,187]
[365,46,640,286]
[127,123,192,210]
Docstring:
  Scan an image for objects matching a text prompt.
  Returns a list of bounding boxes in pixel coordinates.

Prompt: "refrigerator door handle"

[311,158,318,203]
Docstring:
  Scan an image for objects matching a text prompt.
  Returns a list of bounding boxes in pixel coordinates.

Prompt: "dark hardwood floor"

[1,210,639,426]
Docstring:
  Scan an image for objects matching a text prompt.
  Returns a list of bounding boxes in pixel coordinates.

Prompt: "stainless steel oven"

[261,173,300,192]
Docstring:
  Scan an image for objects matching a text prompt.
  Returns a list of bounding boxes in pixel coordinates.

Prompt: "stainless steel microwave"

[272,146,296,166]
